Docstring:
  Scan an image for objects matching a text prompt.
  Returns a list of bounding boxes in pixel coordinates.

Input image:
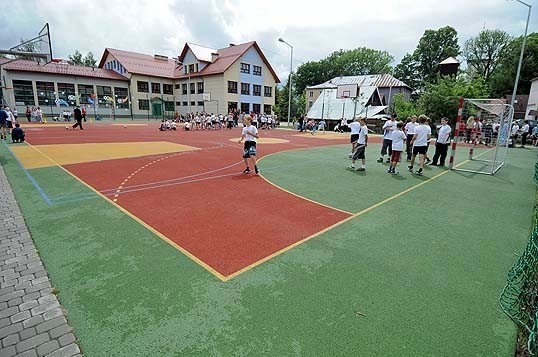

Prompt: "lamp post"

[508,0,532,110]
[278,37,293,127]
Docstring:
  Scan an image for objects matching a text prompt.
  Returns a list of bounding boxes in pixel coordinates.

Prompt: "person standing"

[12,108,18,122]
[0,107,8,140]
[25,106,31,122]
[408,115,431,176]
[36,107,43,123]
[82,106,87,122]
[520,120,530,148]
[388,122,406,174]
[348,118,368,171]
[404,115,418,161]
[377,116,396,163]
[5,107,14,134]
[72,106,83,130]
[346,117,362,157]
[239,115,260,174]
[431,117,451,166]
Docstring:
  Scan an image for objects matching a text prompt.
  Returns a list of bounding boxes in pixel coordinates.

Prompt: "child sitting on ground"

[159,119,166,131]
[11,123,25,143]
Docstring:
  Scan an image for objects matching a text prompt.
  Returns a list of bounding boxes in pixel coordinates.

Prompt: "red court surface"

[25,124,379,278]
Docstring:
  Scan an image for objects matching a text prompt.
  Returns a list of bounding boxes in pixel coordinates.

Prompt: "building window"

[197,101,204,106]
[151,83,161,94]
[163,84,173,94]
[13,80,34,106]
[264,104,272,114]
[240,63,250,74]
[190,101,195,106]
[308,101,313,109]
[115,87,129,109]
[138,99,149,110]
[36,81,55,106]
[175,84,180,89]
[57,83,76,106]
[176,101,181,106]
[309,91,313,97]
[252,104,261,114]
[228,81,237,94]
[264,86,272,97]
[96,85,112,105]
[164,101,175,111]
[137,81,149,93]
[182,83,187,95]
[228,102,237,111]
[253,65,261,76]
[190,83,195,94]
[253,84,261,96]
[78,84,94,104]
[189,64,195,73]
[240,102,249,113]
[182,101,188,106]
[241,83,250,95]
[197,82,204,94]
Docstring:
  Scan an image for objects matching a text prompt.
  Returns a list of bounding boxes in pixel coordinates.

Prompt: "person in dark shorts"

[0,107,8,140]
[347,118,368,171]
[11,123,25,143]
[408,115,431,176]
[72,106,83,130]
[238,115,259,174]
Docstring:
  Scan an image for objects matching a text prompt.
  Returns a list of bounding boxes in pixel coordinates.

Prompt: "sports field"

[0,122,535,356]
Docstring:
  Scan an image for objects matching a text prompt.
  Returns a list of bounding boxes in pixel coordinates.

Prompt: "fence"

[499,161,538,354]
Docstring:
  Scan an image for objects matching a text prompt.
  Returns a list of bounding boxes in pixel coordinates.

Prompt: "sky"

[1,0,537,81]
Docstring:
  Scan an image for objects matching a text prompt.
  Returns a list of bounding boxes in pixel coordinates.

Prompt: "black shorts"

[243,141,257,158]
[7,121,13,129]
[413,146,427,155]
[350,134,360,143]
[352,145,366,160]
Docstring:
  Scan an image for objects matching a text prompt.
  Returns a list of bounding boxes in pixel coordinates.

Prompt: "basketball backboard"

[336,84,359,99]
[0,23,52,64]
[203,93,211,101]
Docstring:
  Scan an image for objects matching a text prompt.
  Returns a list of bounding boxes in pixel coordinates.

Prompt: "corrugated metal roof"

[439,57,459,65]
[2,59,128,80]
[307,74,410,90]
[99,48,177,78]
[307,86,387,119]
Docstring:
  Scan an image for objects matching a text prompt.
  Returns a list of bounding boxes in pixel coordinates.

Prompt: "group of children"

[159,119,178,131]
[347,114,451,176]
[0,106,25,143]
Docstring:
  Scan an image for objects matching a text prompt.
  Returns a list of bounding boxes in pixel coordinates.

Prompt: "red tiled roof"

[2,59,127,80]
[99,48,177,78]
[175,41,280,83]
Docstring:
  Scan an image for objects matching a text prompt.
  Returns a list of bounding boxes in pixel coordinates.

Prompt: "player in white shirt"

[346,118,362,157]
[239,115,260,174]
[377,116,397,163]
[404,115,418,161]
[431,117,451,166]
[408,115,431,176]
[348,118,368,171]
[388,122,406,174]
[520,121,530,148]
[511,122,520,147]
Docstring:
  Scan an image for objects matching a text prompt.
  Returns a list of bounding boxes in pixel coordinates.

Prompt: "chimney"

[211,52,219,62]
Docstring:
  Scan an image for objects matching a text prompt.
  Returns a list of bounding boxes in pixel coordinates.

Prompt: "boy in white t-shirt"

[348,118,368,171]
[388,122,406,174]
[377,116,396,163]
[239,115,260,174]
[408,115,431,176]
[347,118,362,157]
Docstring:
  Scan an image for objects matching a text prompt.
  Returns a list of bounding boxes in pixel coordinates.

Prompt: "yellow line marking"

[23,142,228,282]
[226,147,494,280]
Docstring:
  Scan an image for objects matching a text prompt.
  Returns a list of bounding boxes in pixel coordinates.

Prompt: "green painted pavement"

[0,142,535,356]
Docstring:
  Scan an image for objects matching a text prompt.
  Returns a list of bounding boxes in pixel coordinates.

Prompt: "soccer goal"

[448,97,514,175]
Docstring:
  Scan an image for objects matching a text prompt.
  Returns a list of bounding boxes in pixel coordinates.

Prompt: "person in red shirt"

[81,106,87,122]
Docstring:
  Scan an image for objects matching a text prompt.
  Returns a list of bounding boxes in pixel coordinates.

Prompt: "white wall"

[526,79,538,120]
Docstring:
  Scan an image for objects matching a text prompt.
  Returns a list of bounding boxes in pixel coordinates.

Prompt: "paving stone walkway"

[0,163,81,357]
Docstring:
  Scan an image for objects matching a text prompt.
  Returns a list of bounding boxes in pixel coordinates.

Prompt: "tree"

[294,47,394,94]
[489,32,538,97]
[414,26,460,85]
[393,93,423,119]
[418,76,488,125]
[463,29,511,84]
[83,52,97,67]
[393,53,421,91]
[69,50,83,65]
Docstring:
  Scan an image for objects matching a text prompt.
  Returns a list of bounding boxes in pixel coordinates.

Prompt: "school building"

[0,41,280,120]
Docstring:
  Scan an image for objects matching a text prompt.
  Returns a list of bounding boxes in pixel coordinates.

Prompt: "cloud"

[0,0,536,81]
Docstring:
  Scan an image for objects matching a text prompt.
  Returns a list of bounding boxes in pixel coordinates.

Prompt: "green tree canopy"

[393,53,420,91]
[463,29,511,83]
[489,32,538,97]
[69,50,97,67]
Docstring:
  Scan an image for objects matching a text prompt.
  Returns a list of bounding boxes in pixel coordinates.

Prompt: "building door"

[152,102,162,117]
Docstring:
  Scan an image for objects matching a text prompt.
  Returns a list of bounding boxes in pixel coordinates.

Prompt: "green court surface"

[0,142,536,356]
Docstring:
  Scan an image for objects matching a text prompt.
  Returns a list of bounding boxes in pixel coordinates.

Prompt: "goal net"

[448,98,514,175]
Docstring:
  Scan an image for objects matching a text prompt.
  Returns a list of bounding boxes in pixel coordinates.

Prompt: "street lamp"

[278,37,293,127]
[507,0,532,110]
